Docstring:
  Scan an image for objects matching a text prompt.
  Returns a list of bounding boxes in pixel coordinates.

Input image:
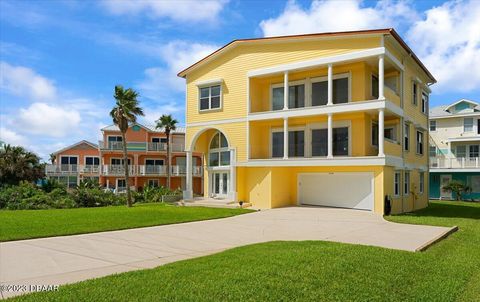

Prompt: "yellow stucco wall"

[239,166,385,214]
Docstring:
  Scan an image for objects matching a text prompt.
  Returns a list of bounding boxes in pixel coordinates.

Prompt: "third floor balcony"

[99,141,185,152]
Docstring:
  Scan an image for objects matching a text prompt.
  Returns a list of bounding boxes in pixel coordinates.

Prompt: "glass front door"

[211,172,229,198]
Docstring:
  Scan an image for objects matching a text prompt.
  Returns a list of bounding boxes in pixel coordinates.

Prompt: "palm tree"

[156,114,178,190]
[110,85,144,207]
[0,144,44,185]
[49,153,56,164]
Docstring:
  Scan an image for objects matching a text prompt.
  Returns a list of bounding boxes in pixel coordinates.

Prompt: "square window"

[312,81,327,106]
[209,152,219,166]
[199,85,222,111]
[430,120,436,131]
[464,118,474,132]
[384,127,396,141]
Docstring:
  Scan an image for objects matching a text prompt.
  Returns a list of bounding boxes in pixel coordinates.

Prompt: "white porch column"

[228,148,237,201]
[183,150,193,200]
[283,71,289,110]
[378,55,385,100]
[327,64,333,105]
[283,117,288,159]
[327,113,333,158]
[378,109,385,157]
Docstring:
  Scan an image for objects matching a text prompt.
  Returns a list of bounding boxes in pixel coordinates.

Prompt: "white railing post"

[283,117,288,159]
[476,157,479,168]
[327,64,333,105]
[327,113,333,158]
[378,55,385,100]
[283,71,289,110]
[462,157,465,168]
[378,108,385,157]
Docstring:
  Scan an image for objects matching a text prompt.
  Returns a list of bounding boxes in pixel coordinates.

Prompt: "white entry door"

[440,174,452,199]
[298,172,374,211]
[211,172,229,198]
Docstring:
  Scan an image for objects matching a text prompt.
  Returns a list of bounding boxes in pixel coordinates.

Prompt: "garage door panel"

[298,173,374,211]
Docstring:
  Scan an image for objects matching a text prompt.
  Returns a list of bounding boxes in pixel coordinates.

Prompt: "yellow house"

[178,28,436,214]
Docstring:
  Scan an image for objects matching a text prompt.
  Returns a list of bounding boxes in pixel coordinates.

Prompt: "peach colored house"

[46,124,203,193]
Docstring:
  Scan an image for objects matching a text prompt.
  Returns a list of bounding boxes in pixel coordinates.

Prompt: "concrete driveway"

[0,207,456,298]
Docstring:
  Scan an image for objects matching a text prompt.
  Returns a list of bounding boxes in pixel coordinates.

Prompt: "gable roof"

[177,28,436,83]
[52,140,98,155]
[101,123,186,134]
[430,99,480,118]
[444,99,479,112]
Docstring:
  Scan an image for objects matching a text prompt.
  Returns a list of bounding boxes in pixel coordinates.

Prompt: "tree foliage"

[0,144,44,186]
[156,114,178,189]
[442,180,471,201]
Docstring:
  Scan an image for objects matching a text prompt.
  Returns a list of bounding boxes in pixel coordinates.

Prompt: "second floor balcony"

[430,157,480,169]
[45,164,203,177]
[99,141,185,152]
[45,164,100,175]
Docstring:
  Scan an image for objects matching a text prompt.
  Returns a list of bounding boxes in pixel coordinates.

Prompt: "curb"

[415,225,459,252]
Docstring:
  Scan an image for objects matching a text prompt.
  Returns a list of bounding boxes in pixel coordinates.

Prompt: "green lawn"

[8,201,480,301]
[0,203,253,242]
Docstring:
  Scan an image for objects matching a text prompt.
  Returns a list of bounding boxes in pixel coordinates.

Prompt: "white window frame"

[394,171,401,197]
[429,120,436,132]
[464,117,474,132]
[116,179,126,189]
[270,79,306,110]
[270,121,352,158]
[416,130,424,155]
[404,171,410,195]
[421,91,428,114]
[419,172,424,194]
[384,125,397,143]
[208,132,230,167]
[270,126,306,158]
[269,73,352,110]
[145,158,165,166]
[310,72,352,105]
[60,155,79,165]
[429,145,437,157]
[84,156,100,166]
[198,84,222,112]
[110,157,131,165]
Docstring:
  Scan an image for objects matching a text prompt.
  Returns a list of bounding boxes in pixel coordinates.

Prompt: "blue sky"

[1,0,479,160]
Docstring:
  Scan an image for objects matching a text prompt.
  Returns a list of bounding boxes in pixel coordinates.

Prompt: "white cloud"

[17,102,81,137]
[141,104,184,125]
[137,41,218,99]
[406,0,480,92]
[100,0,227,22]
[0,61,57,101]
[0,127,27,146]
[260,0,417,37]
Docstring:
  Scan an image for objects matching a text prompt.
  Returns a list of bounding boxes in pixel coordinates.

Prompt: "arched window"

[209,132,230,166]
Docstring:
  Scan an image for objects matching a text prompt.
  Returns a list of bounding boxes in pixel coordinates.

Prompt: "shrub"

[138,185,182,203]
[442,180,472,201]
[40,178,66,193]
[71,186,125,207]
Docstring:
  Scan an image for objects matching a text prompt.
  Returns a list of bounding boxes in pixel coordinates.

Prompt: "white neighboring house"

[429,99,480,200]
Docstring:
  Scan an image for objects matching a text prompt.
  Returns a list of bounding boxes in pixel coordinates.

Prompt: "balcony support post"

[327,64,333,105]
[378,108,385,157]
[283,71,289,110]
[183,150,193,200]
[228,148,237,201]
[327,113,333,158]
[378,55,385,100]
[283,117,288,159]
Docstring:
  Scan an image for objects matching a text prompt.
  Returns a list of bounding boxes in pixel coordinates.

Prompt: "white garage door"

[298,172,374,211]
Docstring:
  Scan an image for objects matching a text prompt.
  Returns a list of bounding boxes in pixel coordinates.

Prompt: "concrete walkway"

[0,207,455,298]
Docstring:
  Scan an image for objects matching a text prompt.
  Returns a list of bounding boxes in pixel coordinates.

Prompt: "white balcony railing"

[45,164,78,174]
[102,165,136,175]
[98,141,184,152]
[99,165,202,176]
[147,142,167,151]
[430,157,480,169]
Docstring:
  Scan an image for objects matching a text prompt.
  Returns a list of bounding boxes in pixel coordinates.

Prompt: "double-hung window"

[416,131,424,155]
[429,120,436,131]
[394,171,400,196]
[464,118,474,132]
[429,145,437,157]
[421,92,428,114]
[404,123,410,151]
[199,85,221,111]
[456,145,466,158]
[404,171,410,195]
[419,172,424,194]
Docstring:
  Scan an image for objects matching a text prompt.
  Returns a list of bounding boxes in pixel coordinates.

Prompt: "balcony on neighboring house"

[99,141,185,152]
[45,164,101,176]
[101,165,202,177]
[430,156,480,170]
